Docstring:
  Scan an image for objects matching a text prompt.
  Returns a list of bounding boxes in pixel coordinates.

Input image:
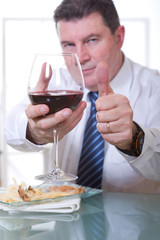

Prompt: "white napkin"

[0,198,81,213]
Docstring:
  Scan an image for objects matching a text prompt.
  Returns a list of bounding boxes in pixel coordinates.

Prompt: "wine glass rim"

[34,52,78,57]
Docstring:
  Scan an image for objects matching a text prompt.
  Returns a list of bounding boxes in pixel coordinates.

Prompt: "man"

[4,0,160,193]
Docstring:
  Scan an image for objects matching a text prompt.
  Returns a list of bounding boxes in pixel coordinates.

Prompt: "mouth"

[81,66,96,75]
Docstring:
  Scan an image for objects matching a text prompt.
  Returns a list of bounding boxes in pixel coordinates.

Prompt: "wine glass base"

[35,171,78,182]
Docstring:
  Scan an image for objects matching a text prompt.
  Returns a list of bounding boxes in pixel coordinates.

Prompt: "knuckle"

[96,111,103,121]
[125,108,133,118]
[38,121,48,130]
[96,112,100,121]
[36,118,48,129]
[119,95,129,105]
[39,130,47,137]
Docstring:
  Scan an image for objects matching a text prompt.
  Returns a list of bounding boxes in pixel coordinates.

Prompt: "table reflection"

[103,192,160,240]
[0,192,160,240]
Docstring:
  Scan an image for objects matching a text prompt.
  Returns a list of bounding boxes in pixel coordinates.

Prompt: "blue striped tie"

[76,92,104,189]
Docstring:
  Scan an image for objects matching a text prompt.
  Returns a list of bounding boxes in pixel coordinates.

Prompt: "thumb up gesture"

[95,62,135,151]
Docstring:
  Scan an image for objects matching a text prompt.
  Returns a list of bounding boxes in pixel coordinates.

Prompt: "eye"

[62,42,75,49]
[86,38,98,46]
[89,38,97,43]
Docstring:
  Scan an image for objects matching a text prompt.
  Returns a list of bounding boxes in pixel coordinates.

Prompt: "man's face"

[57,12,124,91]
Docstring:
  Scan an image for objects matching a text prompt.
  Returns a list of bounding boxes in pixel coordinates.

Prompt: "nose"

[76,44,90,64]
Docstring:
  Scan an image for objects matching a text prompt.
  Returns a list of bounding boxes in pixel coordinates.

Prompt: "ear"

[114,25,125,48]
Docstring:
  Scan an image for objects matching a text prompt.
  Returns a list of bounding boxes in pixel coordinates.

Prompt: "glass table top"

[0,191,160,240]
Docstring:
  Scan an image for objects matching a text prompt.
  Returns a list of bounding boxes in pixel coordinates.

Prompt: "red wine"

[28,90,83,115]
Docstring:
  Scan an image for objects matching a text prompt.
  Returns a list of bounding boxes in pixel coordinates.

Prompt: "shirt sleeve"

[116,63,160,181]
[123,127,160,181]
[4,97,46,152]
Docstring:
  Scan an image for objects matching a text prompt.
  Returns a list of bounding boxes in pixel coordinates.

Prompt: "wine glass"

[27,53,85,182]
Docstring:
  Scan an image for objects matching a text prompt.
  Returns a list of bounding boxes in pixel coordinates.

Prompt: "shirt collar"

[84,55,133,100]
[110,55,133,98]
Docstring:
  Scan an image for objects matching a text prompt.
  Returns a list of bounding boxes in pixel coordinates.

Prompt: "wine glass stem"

[53,129,59,168]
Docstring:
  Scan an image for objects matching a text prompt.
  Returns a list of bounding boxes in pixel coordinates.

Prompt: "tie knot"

[89,92,98,104]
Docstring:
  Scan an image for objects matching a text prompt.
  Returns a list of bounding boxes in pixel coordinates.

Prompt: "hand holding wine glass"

[28,53,85,182]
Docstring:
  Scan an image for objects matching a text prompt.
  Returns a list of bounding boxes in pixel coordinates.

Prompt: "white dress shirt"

[4,56,160,193]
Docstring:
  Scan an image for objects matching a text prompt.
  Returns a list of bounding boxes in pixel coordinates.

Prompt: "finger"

[58,101,87,138]
[35,101,86,131]
[25,104,49,119]
[96,62,114,96]
[55,101,86,125]
[36,62,52,91]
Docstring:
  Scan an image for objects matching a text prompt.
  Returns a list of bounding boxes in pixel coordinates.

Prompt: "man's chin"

[85,83,98,92]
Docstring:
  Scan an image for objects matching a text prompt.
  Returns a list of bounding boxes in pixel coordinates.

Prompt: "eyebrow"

[61,40,73,45]
[84,34,100,40]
